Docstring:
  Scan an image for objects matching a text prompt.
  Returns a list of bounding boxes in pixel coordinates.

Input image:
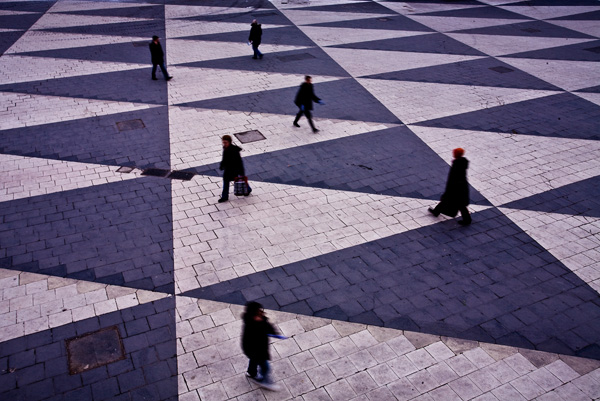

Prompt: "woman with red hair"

[428,148,472,226]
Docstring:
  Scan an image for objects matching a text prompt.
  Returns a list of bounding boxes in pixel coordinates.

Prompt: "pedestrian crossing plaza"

[1,0,600,400]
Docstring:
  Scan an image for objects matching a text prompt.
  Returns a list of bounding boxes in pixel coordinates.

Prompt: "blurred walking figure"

[293,75,323,133]
[428,148,472,226]
[242,302,280,391]
[149,35,172,81]
[249,19,263,59]
[218,135,251,203]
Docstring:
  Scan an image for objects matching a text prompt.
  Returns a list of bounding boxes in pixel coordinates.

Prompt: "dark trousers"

[294,109,316,131]
[252,44,262,58]
[247,359,270,381]
[152,63,169,79]
[433,203,471,224]
[222,179,251,200]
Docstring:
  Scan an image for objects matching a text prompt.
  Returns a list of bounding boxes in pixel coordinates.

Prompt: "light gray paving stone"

[349,330,378,350]
[198,382,229,401]
[449,376,484,400]
[406,348,436,370]
[183,366,212,390]
[553,382,593,401]
[348,349,378,371]
[427,361,459,385]
[366,363,398,386]
[367,342,396,363]
[504,353,537,376]
[510,375,546,400]
[544,360,579,383]
[328,357,358,380]
[310,343,338,365]
[491,383,527,401]
[347,371,378,395]
[528,367,562,392]
[486,360,519,384]
[428,384,462,401]
[406,369,438,394]
[324,379,356,401]
[295,331,322,351]
[388,355,419,378]
[572,370,600,399]
[302,387,332,401]
[313,324,341,344]
[284,372,315,398]
[365,386,395,401]
[464,348,496,369]
[468,368,502,393]
[290,350,319,373]
[306,365,336,388]
[330,337,359,357]
[387,377,419,401]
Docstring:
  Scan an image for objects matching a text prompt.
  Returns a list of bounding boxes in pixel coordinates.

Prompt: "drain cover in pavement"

[489,66,514,74]
[234,130,266,143]
[168,171,195,181]
[141,168,170,177]
[132,41,148,47]
[277,53,316,62]
[521,28,541,33]
[116,119,145,131]
[66,326,125,375]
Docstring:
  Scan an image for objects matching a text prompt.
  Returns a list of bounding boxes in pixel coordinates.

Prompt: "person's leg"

[152,64,158,80]
[257,45,263,58]
[220,179,230,201]
[305,110,317,132]
[159,63,170,80]
[293,109,303,126]
[247,359,258,378]
[459,206,471,225]
[252,45,258,59]
[258,360,270,383]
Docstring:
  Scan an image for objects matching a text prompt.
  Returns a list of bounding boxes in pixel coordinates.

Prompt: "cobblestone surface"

[1,0,600,400]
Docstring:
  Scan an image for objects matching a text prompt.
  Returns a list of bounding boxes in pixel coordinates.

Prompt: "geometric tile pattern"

[1,0,600,400]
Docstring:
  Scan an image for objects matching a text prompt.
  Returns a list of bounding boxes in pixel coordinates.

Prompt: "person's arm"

[311,86,321,103]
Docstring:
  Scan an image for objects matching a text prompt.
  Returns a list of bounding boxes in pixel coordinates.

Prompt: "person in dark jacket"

[241,302,279,390]
[248,19,263,59]
[218,135,251,203]
[149,35,172,81]
[293,76,322,133]
[428,148,472,225]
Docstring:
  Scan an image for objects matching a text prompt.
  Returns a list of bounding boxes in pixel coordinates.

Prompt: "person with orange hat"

[428,148,472,226]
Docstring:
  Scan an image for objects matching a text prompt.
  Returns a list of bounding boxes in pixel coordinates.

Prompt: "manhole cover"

[584,46,600,54]
[252,12,278,17]
[276,53,316,62]
[234,130,266,144]
[117,166,135,173]
[378,18,390,21]
[168,171,195,181]
[489,66,514,74]
[132,41,148,47]
[116,119,145,131]
[66,326,125,375]
[141,168,170,177]
[521,28,541,33]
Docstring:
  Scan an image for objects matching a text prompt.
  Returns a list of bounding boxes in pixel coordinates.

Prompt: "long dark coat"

[219,144,245,181]
[242,316,276,361]
[294,82,320,111]
[441,156,470,210]
[249,23,262,46]
[149,41,164,64]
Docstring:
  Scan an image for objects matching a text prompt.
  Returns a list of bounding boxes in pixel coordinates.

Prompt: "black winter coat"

[149,41,164,64]
[242,316,276,361]
[294,82,320,111]
[219,144,245,181]
[441,157,470,208]
[249,23,262,46]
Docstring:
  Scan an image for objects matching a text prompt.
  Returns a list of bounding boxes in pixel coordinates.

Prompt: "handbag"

[234,176,249,196]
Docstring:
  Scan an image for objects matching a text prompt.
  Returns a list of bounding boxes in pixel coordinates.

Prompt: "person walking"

[428,148,472,225]
[248,19,263,59]
[218,135,251,203]
[293,75,323,133]
[149,35,172,81]
[241,302,280,391]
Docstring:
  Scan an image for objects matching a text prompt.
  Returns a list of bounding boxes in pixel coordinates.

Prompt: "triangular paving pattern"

[38,19,166,38]
[329,32,486,56]
[305,14,434,32]
[54,4,164,18]
[415,5,528,20]
[290,2,399,15]
[14,41,157,64]
[174,8,294,26]
[503,39,600,62]
[174,78,402,125]
[414,92,600,141]
[451,19,596,38]
[172,25,316,47]
[361,56,560,90]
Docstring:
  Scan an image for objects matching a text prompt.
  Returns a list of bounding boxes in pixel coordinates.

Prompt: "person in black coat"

[218,135,251,203]
[241,302,279,388]
[149,35,172,81]
[429,148,472,225]
[248,19,263,59]
[293,76,322,133]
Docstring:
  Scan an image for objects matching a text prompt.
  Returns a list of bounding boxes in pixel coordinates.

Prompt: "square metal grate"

[132,41,148,47]
[141,168,170,177]
[277,53,316,62]
[116,119,145,131]
[116,166,135,173]
[489,66,514,74]
[234,130,266,144]
[66,326,125,375]
[168,171,195,181]
[521,28,541,33]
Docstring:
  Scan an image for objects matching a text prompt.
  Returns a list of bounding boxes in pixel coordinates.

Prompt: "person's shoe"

[252,56,258,59]
[312,129,319,133]
[244,188,252,197]
[218,198,228,203]
[166,76,173,81]
[253,379,280,391]
[152,77,158,80]
[293,122,300,127]
[428,207,439,217]
[458,219,471,226]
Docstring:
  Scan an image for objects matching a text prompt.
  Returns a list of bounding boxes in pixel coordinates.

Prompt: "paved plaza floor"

[1,0,600,400]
